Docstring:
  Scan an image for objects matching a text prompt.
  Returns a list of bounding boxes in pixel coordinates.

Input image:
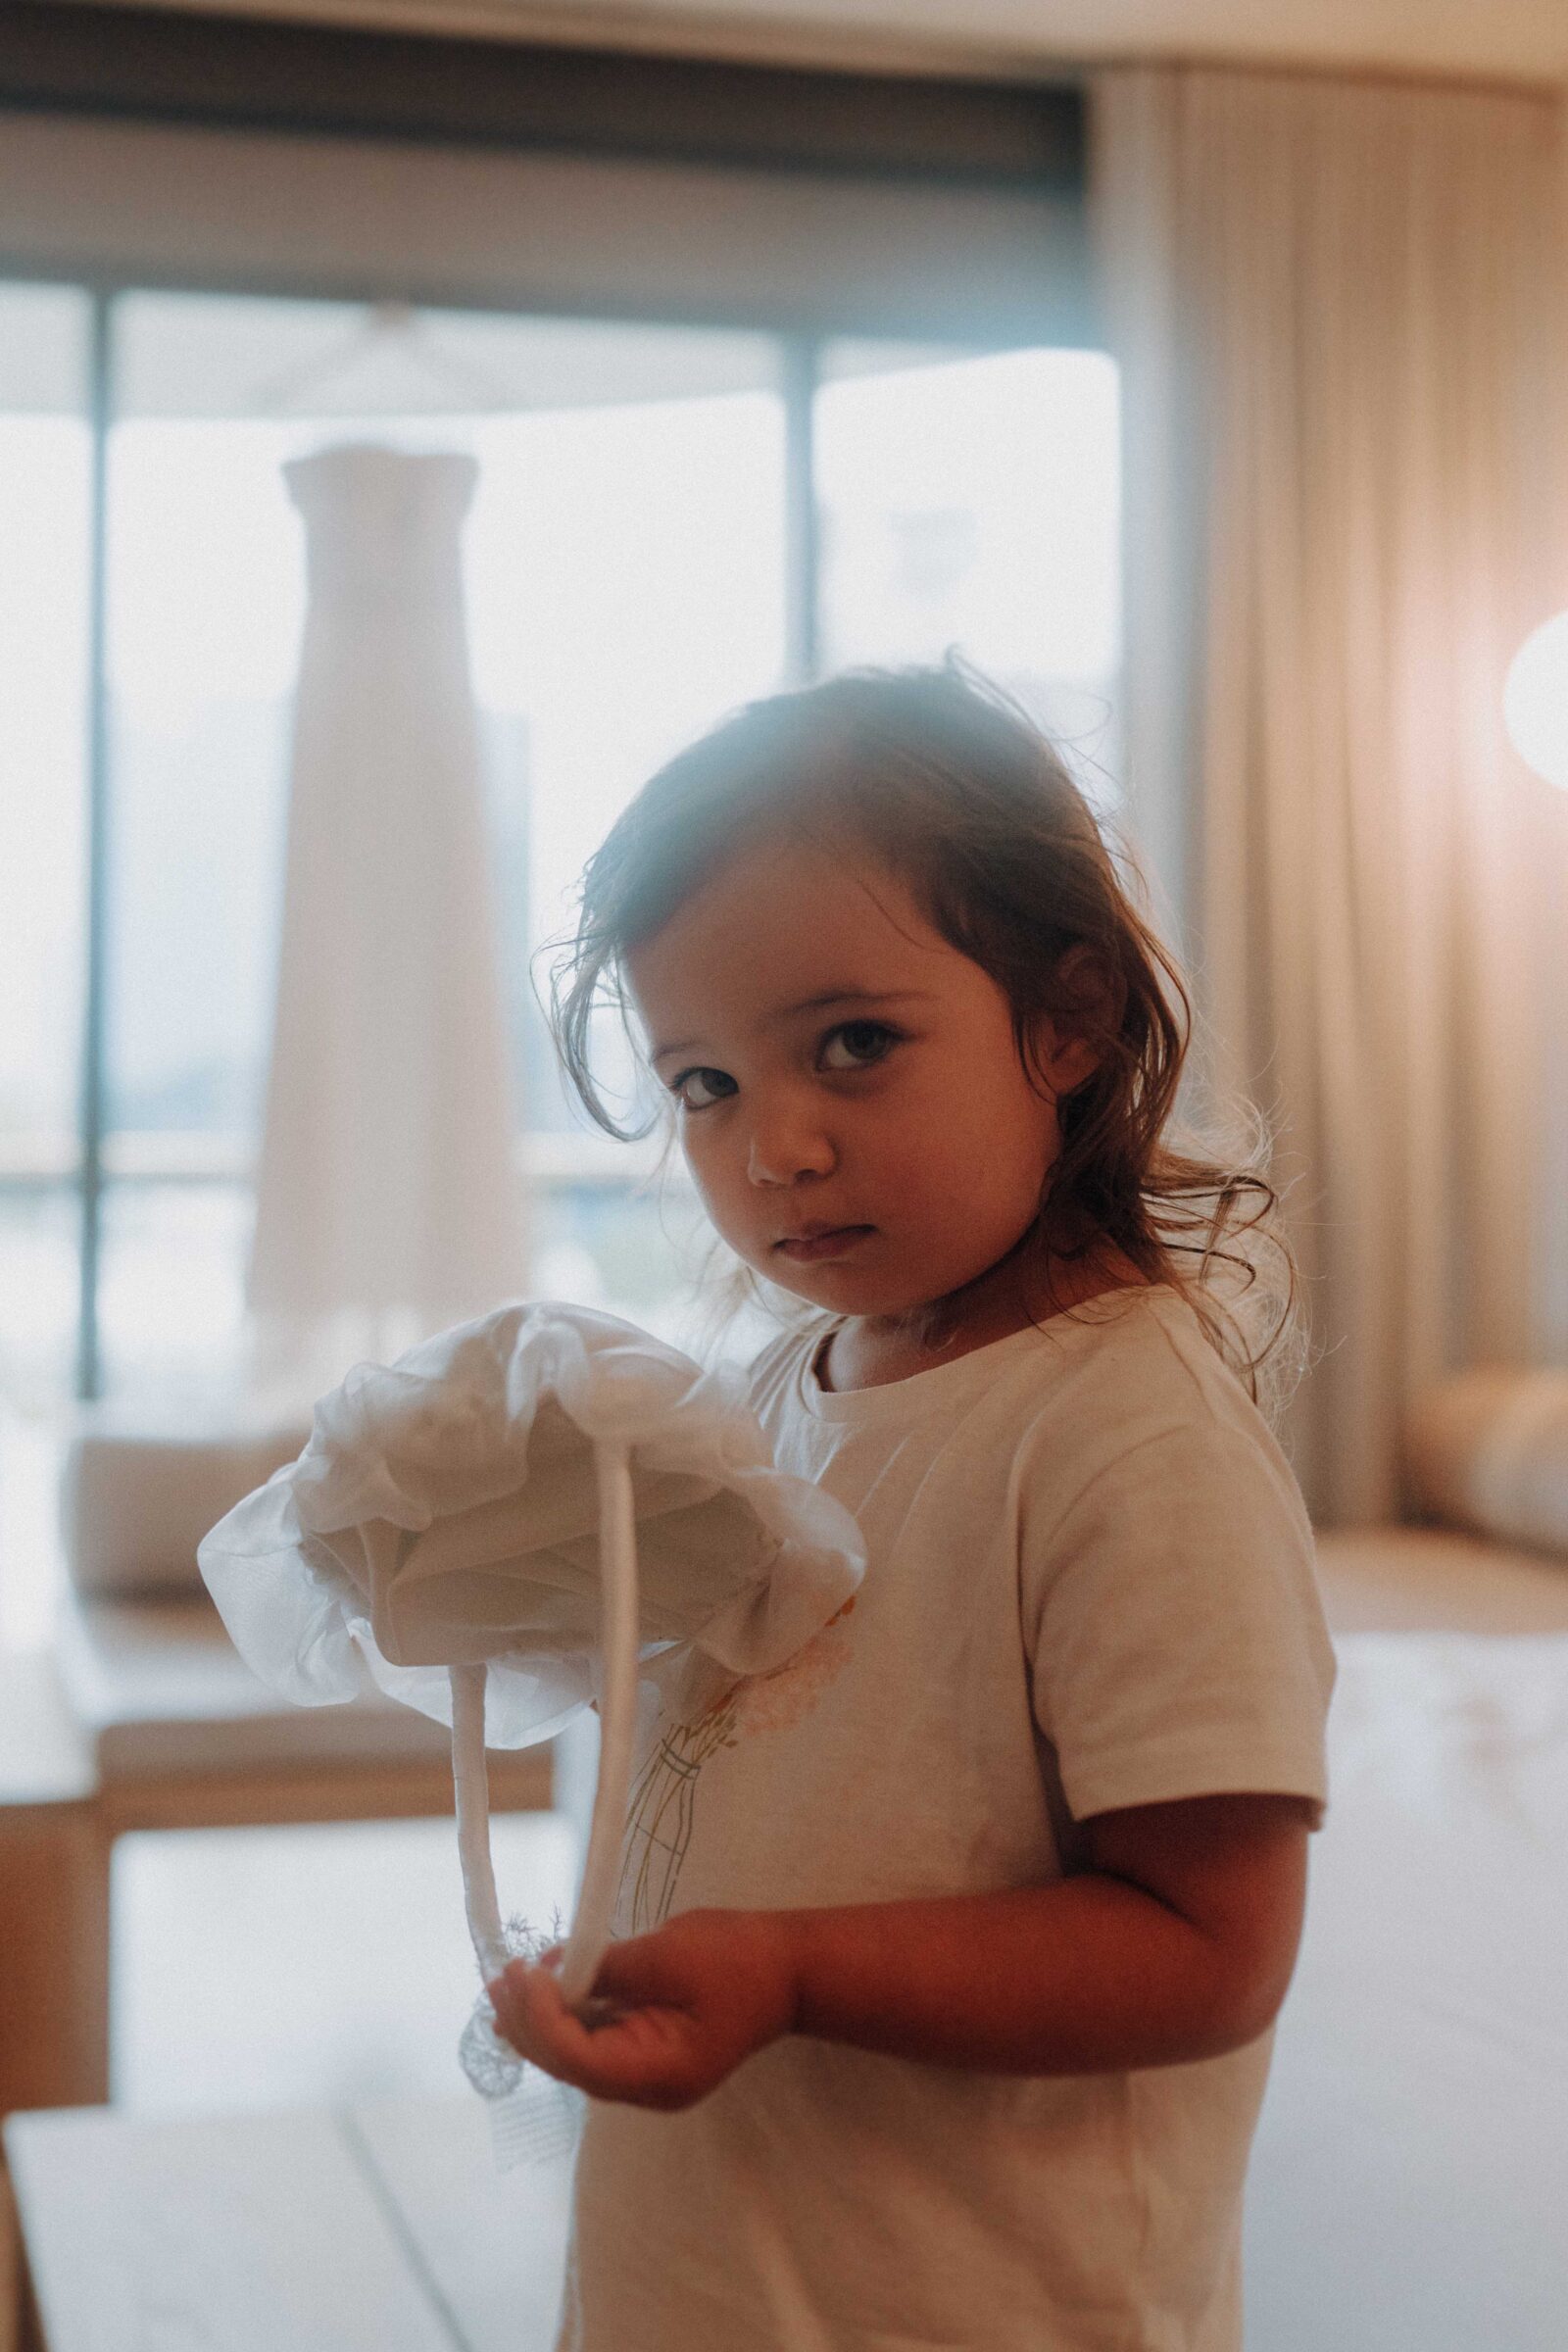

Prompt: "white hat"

[199,1299,865,2019]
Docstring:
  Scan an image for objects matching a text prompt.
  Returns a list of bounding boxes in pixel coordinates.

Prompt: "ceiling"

[80,0,1568,85]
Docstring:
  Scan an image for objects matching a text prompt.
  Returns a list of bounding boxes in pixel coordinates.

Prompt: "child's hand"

[487,1908,797,2111]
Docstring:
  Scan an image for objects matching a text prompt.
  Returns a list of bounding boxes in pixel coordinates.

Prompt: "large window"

[0,284,1120,1437]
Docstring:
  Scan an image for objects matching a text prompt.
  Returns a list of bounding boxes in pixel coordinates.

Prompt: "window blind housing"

[0,4,1091,339]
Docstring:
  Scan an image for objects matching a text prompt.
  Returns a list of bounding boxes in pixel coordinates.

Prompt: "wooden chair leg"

[0,1800,111,2119]
[0,2159,19,2352]
[0,2158,47,2352]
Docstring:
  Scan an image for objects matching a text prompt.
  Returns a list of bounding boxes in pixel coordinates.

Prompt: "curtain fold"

[247,442,525,1398]
[1093,66,1568,1524]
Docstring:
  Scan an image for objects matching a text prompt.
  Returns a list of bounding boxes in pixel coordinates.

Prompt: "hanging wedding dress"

[248,443,524,1396]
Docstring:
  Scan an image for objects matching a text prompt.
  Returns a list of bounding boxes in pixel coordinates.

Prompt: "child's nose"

[746,1106,836,1186]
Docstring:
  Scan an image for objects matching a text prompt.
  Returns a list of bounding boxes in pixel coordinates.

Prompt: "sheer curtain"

[248,443,525,1399]
[1093,65,1568,1525]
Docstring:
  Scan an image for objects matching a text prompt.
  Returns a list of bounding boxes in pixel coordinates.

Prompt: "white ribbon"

[448,1436,641,2011]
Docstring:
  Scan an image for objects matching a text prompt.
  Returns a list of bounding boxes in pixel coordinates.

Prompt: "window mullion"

[781,334,820,689]
[74,286,113,1402]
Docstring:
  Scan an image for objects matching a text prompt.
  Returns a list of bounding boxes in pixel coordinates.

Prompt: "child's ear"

[1026,945,1116,1101]
[1043,1031,1102,1098]
[1022,1014,1099,1101]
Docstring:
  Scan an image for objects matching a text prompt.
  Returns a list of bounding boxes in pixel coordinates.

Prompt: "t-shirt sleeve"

[1019,1416,1337,1830]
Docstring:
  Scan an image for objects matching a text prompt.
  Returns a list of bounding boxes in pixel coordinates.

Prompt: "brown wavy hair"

[540,658,1301,1413]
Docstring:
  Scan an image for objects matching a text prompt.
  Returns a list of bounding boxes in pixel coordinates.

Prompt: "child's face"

[624,833,1095,1330]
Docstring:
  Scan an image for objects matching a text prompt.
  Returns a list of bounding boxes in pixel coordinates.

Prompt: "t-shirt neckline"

[798,1285,1178,1423]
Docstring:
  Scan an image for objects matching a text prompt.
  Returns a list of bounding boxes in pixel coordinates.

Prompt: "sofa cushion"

[52,1587,453,1781]
[1403,1370,1568,1561]
[60,1418,311,1600]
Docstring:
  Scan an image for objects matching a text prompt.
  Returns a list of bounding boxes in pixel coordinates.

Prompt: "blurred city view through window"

[0,284,1121,1441]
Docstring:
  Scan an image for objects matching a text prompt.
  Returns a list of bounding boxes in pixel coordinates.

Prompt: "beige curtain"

[1092,66,1568,1526]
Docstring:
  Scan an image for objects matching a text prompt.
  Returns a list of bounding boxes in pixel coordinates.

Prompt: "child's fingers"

[530,1944,619,2018]
[488,1961,702,2107]
[489,1961,588,2069]
[489,1963,625,2078]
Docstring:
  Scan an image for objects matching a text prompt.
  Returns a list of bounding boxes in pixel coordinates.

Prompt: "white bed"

[1243,1528,1568,2349]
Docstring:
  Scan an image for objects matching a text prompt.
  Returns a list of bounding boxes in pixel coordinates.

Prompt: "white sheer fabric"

[199,1300,866,1749]
[248,443,524,1398]
[1093,67,1568,1522]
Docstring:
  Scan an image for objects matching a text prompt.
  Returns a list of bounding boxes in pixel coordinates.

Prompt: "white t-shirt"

[556,1285,1336,2352]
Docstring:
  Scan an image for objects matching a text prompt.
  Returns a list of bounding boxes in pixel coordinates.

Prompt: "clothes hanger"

[246,300,520,417]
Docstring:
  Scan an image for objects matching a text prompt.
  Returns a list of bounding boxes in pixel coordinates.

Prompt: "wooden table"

[0,1657,108,2119]
[2,2092,573,2352]
[0,1646,556,2119]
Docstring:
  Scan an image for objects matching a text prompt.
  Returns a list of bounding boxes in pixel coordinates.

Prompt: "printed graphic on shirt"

[615,1596,858,1935]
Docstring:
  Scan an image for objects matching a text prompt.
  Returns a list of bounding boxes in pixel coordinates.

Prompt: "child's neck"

[816,1246,1152,1395]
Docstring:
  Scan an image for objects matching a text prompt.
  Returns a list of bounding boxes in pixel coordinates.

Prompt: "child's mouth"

[775,1226,875,1263]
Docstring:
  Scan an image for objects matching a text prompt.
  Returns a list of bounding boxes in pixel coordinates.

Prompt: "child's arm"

[489,1788,1314,2109]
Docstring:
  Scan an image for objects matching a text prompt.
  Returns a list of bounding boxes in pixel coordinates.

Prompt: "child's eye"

[667,1066,734,1111]
[820,1020,900,1071]
[666,1022,899,1112]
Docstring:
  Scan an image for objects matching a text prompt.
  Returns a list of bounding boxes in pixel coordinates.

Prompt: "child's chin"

[763,1258,856,1299]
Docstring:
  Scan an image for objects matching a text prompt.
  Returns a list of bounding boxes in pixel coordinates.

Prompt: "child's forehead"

[623,834,959,1054]
[637,834,934,971]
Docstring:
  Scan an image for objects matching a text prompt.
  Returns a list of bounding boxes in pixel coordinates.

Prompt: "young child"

[490,660,1336,2352]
